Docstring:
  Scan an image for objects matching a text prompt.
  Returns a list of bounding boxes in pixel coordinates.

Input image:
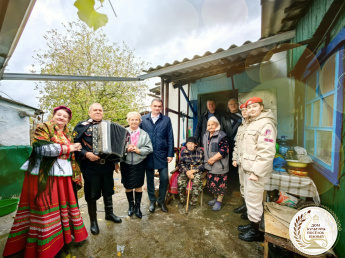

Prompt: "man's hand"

[232,161,237,167]
[86,152,100,161]
[249,173,259,181]
[167,157,173,163]
[115,163,120,173]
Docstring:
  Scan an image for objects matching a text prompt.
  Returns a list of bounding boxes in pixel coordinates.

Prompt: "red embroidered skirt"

[3,174,88,258]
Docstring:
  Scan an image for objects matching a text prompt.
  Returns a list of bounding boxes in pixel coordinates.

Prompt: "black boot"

[87,201,99,235]
[238,222,252,232]
[241,211,248,220]
[126,191,135,217]
[149,201,156,213]
[239,222,264,242]
[134,191,143,218]
[103,196,122,223]
[233,203,247,214]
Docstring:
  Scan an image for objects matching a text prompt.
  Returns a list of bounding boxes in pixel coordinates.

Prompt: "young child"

[178,137,204,206]
[203,116,229,211]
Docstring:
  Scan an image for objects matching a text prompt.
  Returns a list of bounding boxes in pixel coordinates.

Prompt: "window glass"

[320,54,335,95]
[312,100,320,127]
[306,104,311,127]
[321,95,334,127]
[305,130,315,155]
[306,72,317,102]
[316,131,333,165]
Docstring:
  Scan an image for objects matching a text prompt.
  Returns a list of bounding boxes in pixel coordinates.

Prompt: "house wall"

[0,105,31,146]
[289,1,345,255]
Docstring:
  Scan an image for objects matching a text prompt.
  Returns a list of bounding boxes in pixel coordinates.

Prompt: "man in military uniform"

[73,103,122,235]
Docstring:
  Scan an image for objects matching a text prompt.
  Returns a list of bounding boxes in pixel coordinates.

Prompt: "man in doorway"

[140,99,174,213]
[194,99,223,147]
[73,103,122,235]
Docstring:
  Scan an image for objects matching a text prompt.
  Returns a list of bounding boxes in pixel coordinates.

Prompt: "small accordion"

[92,120,128,159]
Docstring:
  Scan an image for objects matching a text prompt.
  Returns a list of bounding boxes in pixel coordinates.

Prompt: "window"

[304,50,343,185]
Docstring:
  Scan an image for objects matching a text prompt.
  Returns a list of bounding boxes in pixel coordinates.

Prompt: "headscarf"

[207,116,221,131]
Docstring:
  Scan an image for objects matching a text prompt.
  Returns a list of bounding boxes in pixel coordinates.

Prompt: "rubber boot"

[126,191,135,217]
[239,221,264,242]
[103,196,122,223]
[238,222,252,232]
[87,201,99,235]
[134,191,143,218]
[233,203,247,214]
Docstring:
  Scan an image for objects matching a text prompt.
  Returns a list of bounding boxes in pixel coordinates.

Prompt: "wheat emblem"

[293,210,311,248]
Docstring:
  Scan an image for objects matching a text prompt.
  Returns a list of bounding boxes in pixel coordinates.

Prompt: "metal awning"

[138,30,296,85]
[0,0,36,75]
[261,0,312,38]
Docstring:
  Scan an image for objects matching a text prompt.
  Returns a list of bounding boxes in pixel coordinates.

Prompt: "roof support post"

[180,86,197,117]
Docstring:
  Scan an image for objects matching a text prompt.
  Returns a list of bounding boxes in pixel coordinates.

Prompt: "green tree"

[33,21,149,127]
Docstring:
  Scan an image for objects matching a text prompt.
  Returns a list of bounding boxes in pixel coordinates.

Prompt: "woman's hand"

[232,161,237,167]
[127,144,135,152]
[249,173,259,181]
[70,143,81,152]
[207,158,216,166]
[186,170,194,179]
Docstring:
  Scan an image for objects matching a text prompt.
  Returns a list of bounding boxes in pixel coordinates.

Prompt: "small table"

[265,171,320,204]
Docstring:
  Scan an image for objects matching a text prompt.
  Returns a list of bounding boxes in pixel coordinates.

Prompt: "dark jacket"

[221,112,242,153]
[194,110,223,147]
[140,113,174,169]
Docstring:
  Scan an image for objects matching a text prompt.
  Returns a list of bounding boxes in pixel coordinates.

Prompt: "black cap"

[186,137,197,144]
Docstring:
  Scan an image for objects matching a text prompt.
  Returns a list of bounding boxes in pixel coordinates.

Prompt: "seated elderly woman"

[3,106,88,258]
[121,112,153,218]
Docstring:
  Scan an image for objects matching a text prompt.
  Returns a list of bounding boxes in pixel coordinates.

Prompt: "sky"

[0,0,261,109]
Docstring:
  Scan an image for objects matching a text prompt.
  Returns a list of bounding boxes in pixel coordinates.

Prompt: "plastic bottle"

[278,136,289,157]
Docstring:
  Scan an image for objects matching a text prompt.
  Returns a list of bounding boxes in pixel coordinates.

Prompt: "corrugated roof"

[138,30,296,85]
[261,0,312,38]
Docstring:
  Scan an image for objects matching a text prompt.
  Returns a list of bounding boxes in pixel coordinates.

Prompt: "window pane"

[313,100,320,127]
[320,54,335,95]
[305,130,315,155]
[322,95,334,127]
[306,72,317,102]
[306,104,311,127]
[316,131,333,165]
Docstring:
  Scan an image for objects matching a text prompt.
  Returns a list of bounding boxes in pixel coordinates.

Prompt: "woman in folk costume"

[3,106,88,258]
[237,97,277,242]
[121,112,153,218]
[232,103,249,219]
[203,116,230,211]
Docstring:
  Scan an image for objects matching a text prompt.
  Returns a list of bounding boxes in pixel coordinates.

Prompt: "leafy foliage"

[74,0,108,31]
[33,21,149,127]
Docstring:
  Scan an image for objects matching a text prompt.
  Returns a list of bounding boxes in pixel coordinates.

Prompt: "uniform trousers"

[80,160,115,202]
[243,172,269,223]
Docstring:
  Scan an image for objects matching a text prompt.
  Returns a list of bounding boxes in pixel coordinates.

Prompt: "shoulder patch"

[82,121,90,125]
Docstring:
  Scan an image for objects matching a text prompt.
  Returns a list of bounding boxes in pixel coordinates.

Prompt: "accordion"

[92,120,128,160]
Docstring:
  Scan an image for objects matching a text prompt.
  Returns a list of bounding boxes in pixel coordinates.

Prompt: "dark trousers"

[146,167,168,203]
[81,160,115,202]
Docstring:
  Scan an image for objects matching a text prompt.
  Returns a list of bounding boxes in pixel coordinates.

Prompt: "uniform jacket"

[194,110,223,147]
[203,130,229,174]
[140,112,174,169]
[123,128,153,165]
[240,110,277,178]
[232,120,248,165]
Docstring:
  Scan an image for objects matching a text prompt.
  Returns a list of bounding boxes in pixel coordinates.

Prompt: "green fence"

[0,146,32,198]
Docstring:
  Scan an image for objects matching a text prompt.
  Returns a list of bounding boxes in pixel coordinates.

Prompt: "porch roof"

[138,31,296,86]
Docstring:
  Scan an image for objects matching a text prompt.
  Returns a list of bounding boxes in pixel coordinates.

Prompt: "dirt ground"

[0,172,264,258]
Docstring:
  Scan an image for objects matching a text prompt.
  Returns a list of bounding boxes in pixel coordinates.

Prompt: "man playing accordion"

[73,103,122,235]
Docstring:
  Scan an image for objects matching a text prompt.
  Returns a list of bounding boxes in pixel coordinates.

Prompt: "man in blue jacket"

[140,99,174,213]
